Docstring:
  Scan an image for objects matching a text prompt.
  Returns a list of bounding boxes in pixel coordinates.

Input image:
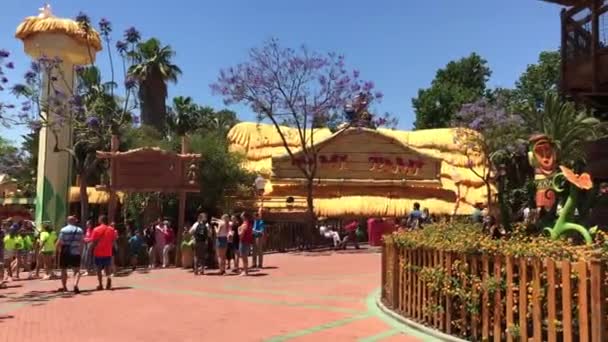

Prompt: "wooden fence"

[264,222,331,252]
[381,243,607,342]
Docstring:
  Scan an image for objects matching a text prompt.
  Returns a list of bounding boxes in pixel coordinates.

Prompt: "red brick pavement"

[0,249,433,342]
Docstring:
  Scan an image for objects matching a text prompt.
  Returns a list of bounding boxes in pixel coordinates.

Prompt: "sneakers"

[73,286,80,294]
[106,278,112,290]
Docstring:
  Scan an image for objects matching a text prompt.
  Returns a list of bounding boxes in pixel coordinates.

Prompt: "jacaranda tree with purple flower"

[3,14,140,221]
[211,38,386,230]
[452,97,526,218]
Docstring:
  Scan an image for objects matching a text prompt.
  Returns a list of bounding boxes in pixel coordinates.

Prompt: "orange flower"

[559,165,593,190]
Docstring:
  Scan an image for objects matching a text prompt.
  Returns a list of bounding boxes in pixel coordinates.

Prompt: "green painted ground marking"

[358,328,401,342]
[365,288,441,342]
[129,283,362,314]
[222,284,362,302]
[264,313,372,342]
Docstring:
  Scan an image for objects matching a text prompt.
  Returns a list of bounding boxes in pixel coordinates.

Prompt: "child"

[128,229,144,271]
[36,224,57,280]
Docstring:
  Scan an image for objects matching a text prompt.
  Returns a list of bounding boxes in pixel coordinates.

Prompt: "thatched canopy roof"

[228,122,493,216]
[16,13,102,51]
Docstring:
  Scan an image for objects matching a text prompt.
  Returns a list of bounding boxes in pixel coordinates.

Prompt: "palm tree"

[167,96,200,137]
[521,93,606,165]
[129,38,182,132]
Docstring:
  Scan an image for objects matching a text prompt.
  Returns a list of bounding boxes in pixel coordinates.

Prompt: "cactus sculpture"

[544,166,597,245]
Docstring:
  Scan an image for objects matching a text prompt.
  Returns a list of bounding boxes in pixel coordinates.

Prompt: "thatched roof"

[228,122,492,216]
[16,15,102,51]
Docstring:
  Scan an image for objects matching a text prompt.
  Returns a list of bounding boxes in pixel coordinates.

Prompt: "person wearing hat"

[57,216,84,293]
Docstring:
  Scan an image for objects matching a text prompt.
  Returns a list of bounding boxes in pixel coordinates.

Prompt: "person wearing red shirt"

[237,212,254,276]
[162,221,175,268]
[91,215,118,290]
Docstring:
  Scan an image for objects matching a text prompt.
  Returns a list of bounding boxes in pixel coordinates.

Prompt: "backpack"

[194,222,209,243]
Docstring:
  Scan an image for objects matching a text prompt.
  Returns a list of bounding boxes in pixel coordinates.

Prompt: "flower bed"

[381,223,608,341]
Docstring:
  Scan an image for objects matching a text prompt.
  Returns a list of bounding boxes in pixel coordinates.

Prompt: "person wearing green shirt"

[36,224,57,280]
[18,230,34,279]
[4,226,23,280]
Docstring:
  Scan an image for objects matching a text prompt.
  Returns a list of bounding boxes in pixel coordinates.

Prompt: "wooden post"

[562,261,573,342]
[590,260,605,342]
[392,245,400,308]
[445,252,453,334]
[175,136,189,267]
[519,258,528,342]
[482,254,490,341]
[577,261,590,342]
[505,256,514,342]
[381,242,386,300]
[532,258,542,342]
[471,255,479,340]
[107,135,119,224]
[493,255,502,342]
[546,259,557,342]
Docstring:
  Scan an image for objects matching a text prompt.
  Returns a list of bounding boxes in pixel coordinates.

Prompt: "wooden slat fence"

[381,243,608,342]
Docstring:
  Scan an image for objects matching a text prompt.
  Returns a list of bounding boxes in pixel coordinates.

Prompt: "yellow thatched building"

[228,122,491,219]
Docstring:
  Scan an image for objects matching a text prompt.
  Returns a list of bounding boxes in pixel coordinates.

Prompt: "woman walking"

[212,215,230,275]
[36,223,57,279]
[238,212,254,276]
[229,214,241,273]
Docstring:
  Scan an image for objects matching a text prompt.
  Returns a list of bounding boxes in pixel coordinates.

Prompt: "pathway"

[0,249,437,341]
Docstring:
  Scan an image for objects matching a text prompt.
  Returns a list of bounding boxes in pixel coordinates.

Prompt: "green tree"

[513,51,560,107]
[189,132,254,212]
[413,53,491,129]
[129,38,182,133]
[167,96,200,136]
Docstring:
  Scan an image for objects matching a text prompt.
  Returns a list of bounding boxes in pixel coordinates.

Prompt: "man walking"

[189,213,209,275]
[57,216,84,293]
[91,215,118,291]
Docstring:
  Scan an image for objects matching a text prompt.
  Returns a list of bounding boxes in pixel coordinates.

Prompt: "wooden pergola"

[96,136,201,264]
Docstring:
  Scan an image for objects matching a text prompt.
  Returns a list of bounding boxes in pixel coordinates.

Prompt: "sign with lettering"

[273,129,441,181]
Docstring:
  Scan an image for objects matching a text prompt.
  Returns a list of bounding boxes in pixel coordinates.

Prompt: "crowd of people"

[0,209,266,292]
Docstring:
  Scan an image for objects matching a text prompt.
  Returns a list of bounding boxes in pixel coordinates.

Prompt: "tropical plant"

[520,92,606,165]
[129,38,182,132]
[167,96,200,136]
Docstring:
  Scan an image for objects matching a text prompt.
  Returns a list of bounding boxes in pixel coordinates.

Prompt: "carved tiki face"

[529,134,556,175]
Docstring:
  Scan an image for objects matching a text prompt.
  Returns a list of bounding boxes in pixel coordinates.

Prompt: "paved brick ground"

[0,248,436,342]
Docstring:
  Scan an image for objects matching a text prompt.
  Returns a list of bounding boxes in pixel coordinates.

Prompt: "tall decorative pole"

[15,5,101,229]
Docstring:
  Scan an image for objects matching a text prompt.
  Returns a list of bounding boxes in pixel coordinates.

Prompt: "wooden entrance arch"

[96,136,201,264]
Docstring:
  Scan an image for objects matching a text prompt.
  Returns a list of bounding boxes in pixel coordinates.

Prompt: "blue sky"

[0,0,561,145]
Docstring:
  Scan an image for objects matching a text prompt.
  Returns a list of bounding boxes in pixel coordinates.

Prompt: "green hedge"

[384,221,606,261]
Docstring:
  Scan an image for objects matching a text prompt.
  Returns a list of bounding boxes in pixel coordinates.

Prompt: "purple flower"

[363,81,375,92]
[75,12,90,25]
[99,18,112,36]
[0,77,7,84]
[124,27,141,44]
[86,116,100,127]
[5,104,15,109]
[24,71,37,85]
[125,76,137,89]
[353,70,360,78]
[115,40,128,53]
[30,61,40,73]
[74,65,85,73]
[21,104,31,112]
[131,115,140,125]
[0,50,9,58]
[374,91,384,100]
[69,95,83,107]
[28,120,42,131]
[5,62,14,69]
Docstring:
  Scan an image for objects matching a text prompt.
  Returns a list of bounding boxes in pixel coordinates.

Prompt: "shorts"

[216,237,228,249]
[95,256,112,268]
[60,253,81,269]
[239,243,251,257]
